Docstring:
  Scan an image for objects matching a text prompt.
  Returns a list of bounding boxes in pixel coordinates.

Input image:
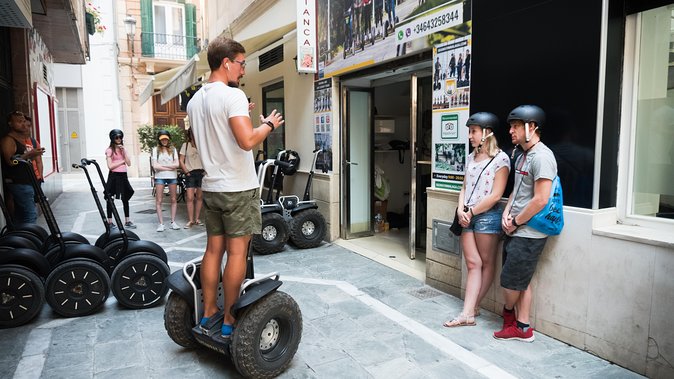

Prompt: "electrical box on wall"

[432,219,461,256]
[374,117,395,134]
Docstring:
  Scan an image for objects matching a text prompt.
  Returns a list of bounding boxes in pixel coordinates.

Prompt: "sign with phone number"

[396,3,463,44]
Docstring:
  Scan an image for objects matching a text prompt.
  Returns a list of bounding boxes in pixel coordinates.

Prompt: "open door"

[341,87,373,239]
[409,74,418,259]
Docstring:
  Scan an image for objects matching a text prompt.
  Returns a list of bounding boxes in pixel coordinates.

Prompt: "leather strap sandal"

[443,314,476,327]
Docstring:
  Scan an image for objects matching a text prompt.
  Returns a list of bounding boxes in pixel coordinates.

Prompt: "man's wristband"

[513,216,524,227]
[264,120,275,132]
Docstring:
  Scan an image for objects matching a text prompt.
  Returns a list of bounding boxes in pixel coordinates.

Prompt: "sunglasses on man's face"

[114,136,123,140]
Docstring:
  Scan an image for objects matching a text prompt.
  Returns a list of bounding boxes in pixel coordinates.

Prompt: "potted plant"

[137,124,186,153]
[85,2,106,35]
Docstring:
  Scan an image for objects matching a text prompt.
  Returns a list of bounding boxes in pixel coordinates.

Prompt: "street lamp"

[123,15,136,55]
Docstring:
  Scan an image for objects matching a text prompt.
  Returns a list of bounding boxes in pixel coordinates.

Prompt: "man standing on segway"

[187,36,284,339]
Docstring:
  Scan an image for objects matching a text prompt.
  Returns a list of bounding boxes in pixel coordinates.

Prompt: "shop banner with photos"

[313,78,333,172]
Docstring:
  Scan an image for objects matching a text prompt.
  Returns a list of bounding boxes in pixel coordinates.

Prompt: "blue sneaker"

[221,324,234,338]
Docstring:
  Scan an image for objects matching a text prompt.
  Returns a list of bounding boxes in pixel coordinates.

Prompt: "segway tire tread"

[164,292,199,348]
[288,209,326,249]
[230,291,302,379]
[252,213,288,255]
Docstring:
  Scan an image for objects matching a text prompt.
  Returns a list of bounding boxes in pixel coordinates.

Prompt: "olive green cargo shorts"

[202,188,261,238]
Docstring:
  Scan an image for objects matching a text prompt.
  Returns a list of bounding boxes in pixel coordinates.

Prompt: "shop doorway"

[340,61,432,270]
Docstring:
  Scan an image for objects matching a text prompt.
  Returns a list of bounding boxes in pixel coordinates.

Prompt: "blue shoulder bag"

[527,176,564,235]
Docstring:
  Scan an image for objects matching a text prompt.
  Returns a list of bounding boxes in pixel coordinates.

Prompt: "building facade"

[182,0,673,377]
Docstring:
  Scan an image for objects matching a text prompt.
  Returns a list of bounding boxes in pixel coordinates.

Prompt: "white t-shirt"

[151,147,179,179]
[463,150,510,208]
[186,82,258,192]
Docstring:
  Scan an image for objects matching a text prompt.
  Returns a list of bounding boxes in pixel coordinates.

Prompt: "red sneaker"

[493,324,535,342]
[502,308,516,329]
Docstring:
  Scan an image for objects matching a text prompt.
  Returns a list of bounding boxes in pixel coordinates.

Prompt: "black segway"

[74,161,140,248]
[78,159,170,309]
[279,149,328,249]
[0,237,50,328]
[164,242,302,378]
[250,158,295,255]
[0,188,91,252]
[13,158,111,317]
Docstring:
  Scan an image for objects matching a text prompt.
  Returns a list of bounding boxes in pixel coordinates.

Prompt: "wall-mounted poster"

[432,35,472,190]
[314,78,333,172]
[317,0,469,78]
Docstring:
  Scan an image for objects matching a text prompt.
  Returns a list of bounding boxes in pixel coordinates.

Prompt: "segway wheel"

[0,266,45,328]
[230,291,302,379]
[45,259,110,317]
[111,254,169,309]
[252,213,288,255]
[164,292,199,348]
[289,209,326,249]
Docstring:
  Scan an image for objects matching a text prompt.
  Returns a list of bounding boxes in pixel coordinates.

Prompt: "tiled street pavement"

[1,176,643,379]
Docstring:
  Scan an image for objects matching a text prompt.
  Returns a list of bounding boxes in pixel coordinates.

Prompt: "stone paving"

[0,176,644,379]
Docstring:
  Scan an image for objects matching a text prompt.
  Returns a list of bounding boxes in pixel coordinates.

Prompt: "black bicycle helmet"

[506,105,545,127]
[157,129,171,140]
[465,112,499,132]
[109,129,124,141]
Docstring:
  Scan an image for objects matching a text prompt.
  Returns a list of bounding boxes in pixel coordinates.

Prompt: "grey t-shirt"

[511,142,557,238]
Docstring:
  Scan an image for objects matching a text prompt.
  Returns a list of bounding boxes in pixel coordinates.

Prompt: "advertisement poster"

[431,35,471,190]
[314,78,333,172]
[317,0,468,78]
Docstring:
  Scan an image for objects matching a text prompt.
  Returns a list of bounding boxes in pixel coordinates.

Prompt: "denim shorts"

[184,170,204,189]
[463,206,502,234]
[155,178,178,186]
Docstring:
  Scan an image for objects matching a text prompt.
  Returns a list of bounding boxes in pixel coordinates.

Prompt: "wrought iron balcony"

[141,32,199,60]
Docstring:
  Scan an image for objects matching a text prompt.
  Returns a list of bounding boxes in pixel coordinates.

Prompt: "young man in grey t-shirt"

[496,105,557,342]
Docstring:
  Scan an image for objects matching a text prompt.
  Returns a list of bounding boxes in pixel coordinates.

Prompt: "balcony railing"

[141,32,199,60]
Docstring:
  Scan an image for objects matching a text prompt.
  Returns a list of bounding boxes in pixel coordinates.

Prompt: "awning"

[138,49,210,106]
[141,22,296,106]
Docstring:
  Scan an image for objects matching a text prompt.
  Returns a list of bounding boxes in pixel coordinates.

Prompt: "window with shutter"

[141,0,154,57]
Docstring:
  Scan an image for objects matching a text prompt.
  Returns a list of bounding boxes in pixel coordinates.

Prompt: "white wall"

[81,0,123,167]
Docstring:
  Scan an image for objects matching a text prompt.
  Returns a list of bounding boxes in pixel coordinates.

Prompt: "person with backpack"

[152,130,181,231]
[443,112,510,328]
[105,129,136,228]
[178,124,204,228]
[496,105,558,342]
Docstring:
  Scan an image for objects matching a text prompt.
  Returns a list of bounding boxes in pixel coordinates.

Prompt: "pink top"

[105,147,128,173]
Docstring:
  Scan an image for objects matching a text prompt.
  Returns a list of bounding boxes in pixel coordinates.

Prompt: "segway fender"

[63,244,112,268]
[166,270,194,306]
[290,202,318,215]
[117,240,168,262]
[231,278,282,315]
[12,223,49,241]
[0,234,41,251]
[0,248,51,277]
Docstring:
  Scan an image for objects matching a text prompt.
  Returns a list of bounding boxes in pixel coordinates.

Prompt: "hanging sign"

[297,0,317,73]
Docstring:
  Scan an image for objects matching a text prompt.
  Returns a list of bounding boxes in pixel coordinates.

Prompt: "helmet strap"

[480,131,493,143]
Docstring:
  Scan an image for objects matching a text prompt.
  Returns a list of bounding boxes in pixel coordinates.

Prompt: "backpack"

[527,176,564,235]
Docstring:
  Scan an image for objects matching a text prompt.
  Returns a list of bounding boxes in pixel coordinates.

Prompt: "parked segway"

[78,159,170,309]
[0,242,50,328]
[279,149,328,249]
[0,189,90,252]
[164,242,302,378]
[250,157,295,255]
[13,157,111,317]
[74,159,140,248]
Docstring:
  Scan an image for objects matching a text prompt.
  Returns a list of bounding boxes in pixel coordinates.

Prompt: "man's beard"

[227,81,239,88]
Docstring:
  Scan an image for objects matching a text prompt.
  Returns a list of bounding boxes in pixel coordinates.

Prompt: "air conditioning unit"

[0,0,32,29]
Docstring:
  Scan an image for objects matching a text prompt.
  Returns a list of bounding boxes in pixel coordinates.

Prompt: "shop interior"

[338,61,433,279]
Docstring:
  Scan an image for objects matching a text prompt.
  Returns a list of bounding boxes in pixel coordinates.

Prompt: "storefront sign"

[297,0,317,73]
[395,2,463,45]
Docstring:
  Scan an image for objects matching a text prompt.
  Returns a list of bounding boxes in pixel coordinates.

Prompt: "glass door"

[341,87,373,239]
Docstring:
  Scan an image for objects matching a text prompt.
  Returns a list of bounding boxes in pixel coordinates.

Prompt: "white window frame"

[617,11,674,233]
[152,1,186,59]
